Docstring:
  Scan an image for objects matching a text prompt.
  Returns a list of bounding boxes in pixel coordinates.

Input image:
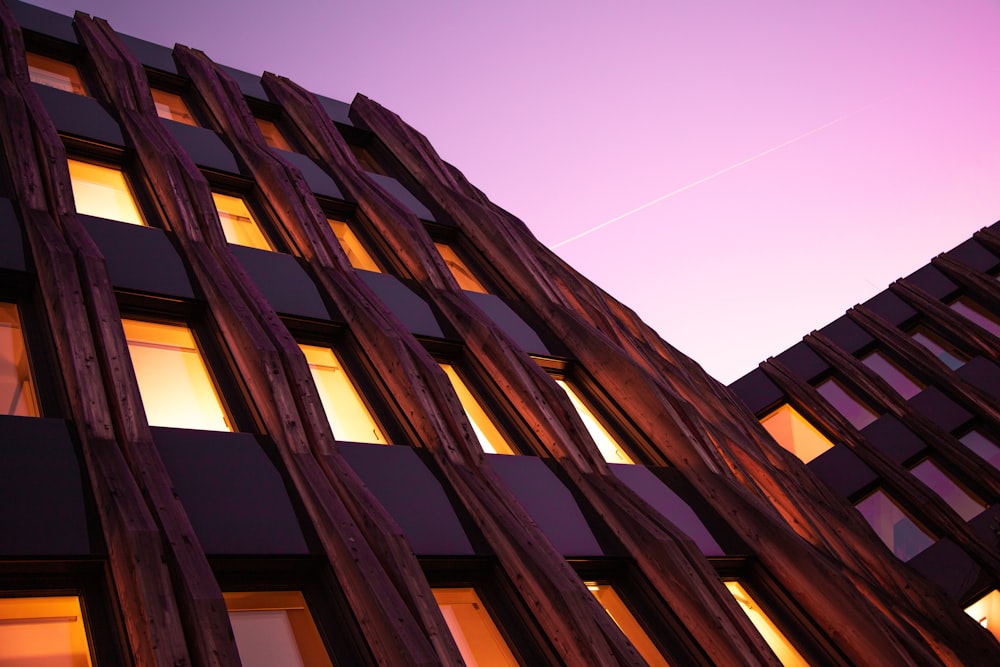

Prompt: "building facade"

[0,1,998,665]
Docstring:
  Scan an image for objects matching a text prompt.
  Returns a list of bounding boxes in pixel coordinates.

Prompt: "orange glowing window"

[255,117,294,152]
[122,319,233,432]
[440,363,515,455]
[211,192,273,250]
[151,89,197,126]
[965,590,1000,641]
[724,581,808,667]
[435,243,488,293]
[328,219,381,272]
[432,588,518,667]
[224,591,332,667]
[300,344,387,444]
[0,595,95,666]
[587,584,669,667]
[67,160,145,226]
[26,53,87,95]
[556,380,633,464]
[0,302,39,417]
[760,404,834,463]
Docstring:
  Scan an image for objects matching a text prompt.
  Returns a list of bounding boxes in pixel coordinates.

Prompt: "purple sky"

[31,0,1000,382]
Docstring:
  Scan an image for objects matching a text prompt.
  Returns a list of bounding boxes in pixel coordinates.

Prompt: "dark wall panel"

[229,245,333,321]
[819,315,875,355]
[860,415,927,464]
[908,386,973,433]
[956,358,1000,400]
[863,291,917,327]
[357,271,446,338]
[218,65,267,101]
[808,445,878,498]
[162,120,242,175]
[34,84,124,146]
[728,369,784,414]
[947,239,999,274]
[319,95,353,126]
[0,198,25,272]
[10,0,77,43]
[774,341,828,382]
[465,292,550,355]
[908,537,984,602]
[365,172,435,221]
[118,34,178,74]
[904,266,959,300]
[274,149,343,200]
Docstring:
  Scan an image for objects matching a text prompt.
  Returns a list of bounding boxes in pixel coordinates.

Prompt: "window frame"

[204,174,285,253]
[25,49,89,96]
[65,153,150,228]
[0,286,63,417]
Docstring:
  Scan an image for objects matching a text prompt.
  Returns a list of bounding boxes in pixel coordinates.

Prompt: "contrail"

[549,97,898,250]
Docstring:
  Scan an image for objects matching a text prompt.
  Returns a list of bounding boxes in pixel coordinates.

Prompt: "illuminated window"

[854,489,934,560]
[760,404,834,463]
[909,459,986,521]
[255,117,294,152]
[435,243,488,293]
[151,88,197,126]
[724,581,808,667]
[300,344,387,444]
[440,363,515,455]
[860,351,923,399]
[815,378,878,429]
[432,588,518,667]
[122,319,232,432]
[556,380,633,464]
[910,327,967,370]
[224,591,332,667]
[950,297,1000,338]
[26,53,86,95]
[586,583,668,667]
[0,595,94,666]
[328,219,380,272]
[67,159,145,226]
[965,589,1000,641]
[212,192,274,250]
[0,303,39,417]
[960,430,1000,470]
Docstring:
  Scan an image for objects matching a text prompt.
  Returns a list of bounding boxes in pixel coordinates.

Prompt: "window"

[0,595,95,666]
[965,589,1000,641]
[67,159,145,226]
[724,581,808,667]
[760,404,834,463]
[212,192,274,250]
[950,297,1000,338]
[151,88,197,126]
[440,363,515,455]
[121,319,232,431]
[328,219,380,272]
[0,302,39,417]
[814,378,878,429]
[26,52,86,95]
[910,326,967,370]
[255,117,295,152]
[300,344,387,444]
[435,243,488,293]
[909,459,986,521]
[860,350,923,399]
[432,588,518,667]
[224,591,332,667]
[854,489,934,560]
[586,583,668,667]
[959,430,1000,470]
[556,379,633,464]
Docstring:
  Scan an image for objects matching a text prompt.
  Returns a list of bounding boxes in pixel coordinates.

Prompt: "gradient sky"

[30,0,1000,382]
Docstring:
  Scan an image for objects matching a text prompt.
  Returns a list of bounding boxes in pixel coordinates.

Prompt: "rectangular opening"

[908,459,986,521]
[909,326,967,370]
[255,117,295,152]
[854,488,935,561]
[26,53,87,95]
[0,302,39,417]
[224,591,333,667]
[556,379,634,464]
[965,589,1000,642]
[724,581,809,667]
[860,350,923,399]
[67,159,146,226]
[151,88,198,126]
[950,297,1000,338]
[586,583,669,666]
[0,595,95,666]
[760,404,834,463]
[432,587,519,667]
[440,363,515,455]
[814,377,878,430]
[212,192,274,250]
[328,219,381,272]
[435,242,488,293]
[300,343,387,444]
[959,430,1000,470]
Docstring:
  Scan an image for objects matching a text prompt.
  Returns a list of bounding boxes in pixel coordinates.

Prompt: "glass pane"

[225,592,332,667]
[151,89,197,126]
[556,380,633,464]
[861,351,923,399]
[0,595,94,666]
[909,459,985,521]
[855,489,934,560]
[951,298,1000,338]
[587,584,669,667]
[724,582,808,667]
[432,588,518,667]
[255,117,294,152]
[760,404,834,463]
[26,53,86,95]
[910,328,966,370]
[300,344,387,444]
[67,160,145,226]
[0,303,39,417]
[440,363,515,455]
[434,243,488,293]
[328,219,380,272]
[959,430,1000,470]
[212,192,273,250]
[815,378,878,429]
[965,590,1000,642]
[121,319,232,432]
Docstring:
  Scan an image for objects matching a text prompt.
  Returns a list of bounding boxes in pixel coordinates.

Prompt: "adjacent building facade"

[0,1,998,664]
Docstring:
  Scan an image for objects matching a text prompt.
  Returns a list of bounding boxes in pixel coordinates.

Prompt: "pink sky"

[32,0,1000,382]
